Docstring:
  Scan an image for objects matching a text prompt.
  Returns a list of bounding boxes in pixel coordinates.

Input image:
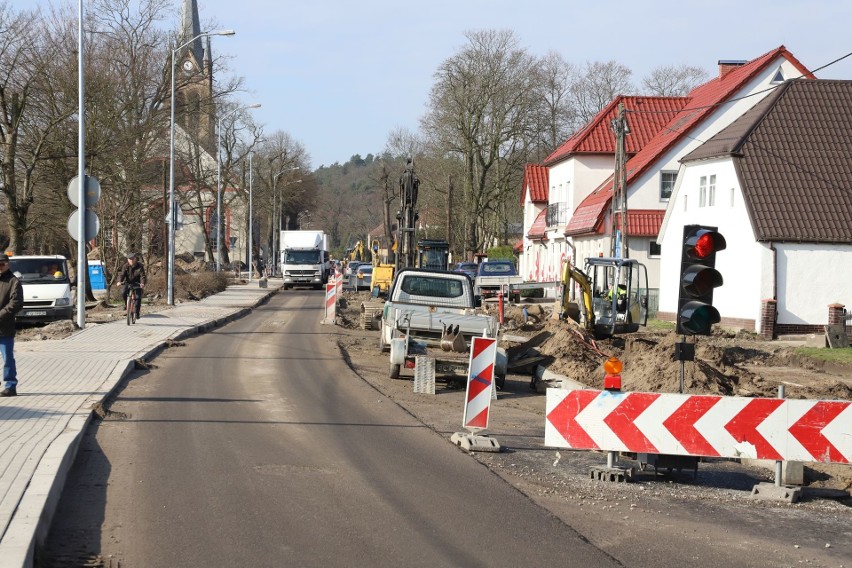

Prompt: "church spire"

[179,0,204,65]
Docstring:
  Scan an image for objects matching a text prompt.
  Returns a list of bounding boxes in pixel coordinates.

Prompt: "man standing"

[0,255,24,397]
[118,252,146,319]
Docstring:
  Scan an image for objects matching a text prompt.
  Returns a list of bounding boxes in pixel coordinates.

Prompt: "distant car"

[344,261,363,278]
[453,262,478,279]
[476,260,521,302]
[354,265,373,291]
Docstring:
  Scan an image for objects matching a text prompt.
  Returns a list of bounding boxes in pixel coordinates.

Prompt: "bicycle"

[125,285,142,325]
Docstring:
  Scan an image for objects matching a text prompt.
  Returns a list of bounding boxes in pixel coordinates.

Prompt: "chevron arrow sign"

[462,337,497,430]
[545,389,851,464]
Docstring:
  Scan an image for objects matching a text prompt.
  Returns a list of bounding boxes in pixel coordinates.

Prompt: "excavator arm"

[559,261,594,331]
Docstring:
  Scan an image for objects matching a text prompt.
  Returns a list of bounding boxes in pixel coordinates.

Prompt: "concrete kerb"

[1,284,280,567]
[534,364,587,391]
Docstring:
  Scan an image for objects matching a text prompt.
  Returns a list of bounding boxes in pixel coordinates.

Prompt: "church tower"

[173,0,214,152]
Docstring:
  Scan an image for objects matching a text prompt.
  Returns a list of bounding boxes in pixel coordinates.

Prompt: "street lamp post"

[248,151,254,282]
[216,102,261,271]
[168,28,234,305]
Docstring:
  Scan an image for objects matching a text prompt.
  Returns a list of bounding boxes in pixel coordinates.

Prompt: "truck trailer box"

[280,230,330,289]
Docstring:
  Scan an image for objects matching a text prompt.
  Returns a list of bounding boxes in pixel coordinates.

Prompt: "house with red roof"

[521,95,686,285]
[564,46,814,300]
[659,79,852,336]
[518,164,549,280]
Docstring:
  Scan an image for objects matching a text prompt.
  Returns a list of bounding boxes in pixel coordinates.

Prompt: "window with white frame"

[708,174,716,206]
[699,176,707,207]
[660,171,677,201]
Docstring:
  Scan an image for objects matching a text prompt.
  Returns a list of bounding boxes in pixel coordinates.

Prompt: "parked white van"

[8,255,74,323]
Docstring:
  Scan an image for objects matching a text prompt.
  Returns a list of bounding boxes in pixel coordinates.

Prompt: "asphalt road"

[39,290,622,568]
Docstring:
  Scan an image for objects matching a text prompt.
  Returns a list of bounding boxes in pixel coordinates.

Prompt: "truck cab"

[9,255,74,324]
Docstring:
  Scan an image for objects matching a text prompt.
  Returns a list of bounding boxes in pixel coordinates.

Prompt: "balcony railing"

[546,202,570,228]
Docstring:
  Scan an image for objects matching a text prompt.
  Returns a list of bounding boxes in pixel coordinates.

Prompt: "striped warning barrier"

[462,337,497,430]
[322,281,337,324]
[545,389,851,464]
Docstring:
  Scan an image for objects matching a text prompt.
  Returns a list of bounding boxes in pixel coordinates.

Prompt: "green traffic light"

[678,301,721,335]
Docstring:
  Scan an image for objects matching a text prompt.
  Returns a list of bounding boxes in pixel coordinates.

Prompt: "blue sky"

[17,0,852,168]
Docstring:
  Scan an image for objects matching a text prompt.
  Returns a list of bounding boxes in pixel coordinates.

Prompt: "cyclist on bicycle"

[118,252,146,319]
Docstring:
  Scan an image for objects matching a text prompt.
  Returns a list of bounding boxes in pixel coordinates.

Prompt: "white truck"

[379,268,507,387]
[280,230,330,290]
[474,260,523,303]
[8,255,74,324]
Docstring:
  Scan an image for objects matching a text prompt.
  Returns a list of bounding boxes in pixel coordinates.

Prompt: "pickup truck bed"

[379,268,506,386]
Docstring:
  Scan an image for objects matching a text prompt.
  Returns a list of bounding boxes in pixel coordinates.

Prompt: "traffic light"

[676,224,726,335]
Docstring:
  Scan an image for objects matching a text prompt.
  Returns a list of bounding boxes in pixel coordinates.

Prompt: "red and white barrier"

[322,281,337,324]
[545,389,851,464]
[462,337,497,430]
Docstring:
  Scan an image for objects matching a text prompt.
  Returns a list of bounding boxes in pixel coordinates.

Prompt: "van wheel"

[389,363,401,380]
[496,373,506,390]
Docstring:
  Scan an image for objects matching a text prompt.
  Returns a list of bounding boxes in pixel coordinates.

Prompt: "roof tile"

[521,164,549,205]
[545,96,687,165]
[565,46,814,236]
[689,79,852,243]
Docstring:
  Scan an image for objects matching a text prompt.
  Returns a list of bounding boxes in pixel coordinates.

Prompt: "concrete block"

[589,466,634,483]
[740,459,804,485]
[451,432,501,453]
[750,482,801,503]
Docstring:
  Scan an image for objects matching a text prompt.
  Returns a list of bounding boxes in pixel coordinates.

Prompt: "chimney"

[718,60,747,79]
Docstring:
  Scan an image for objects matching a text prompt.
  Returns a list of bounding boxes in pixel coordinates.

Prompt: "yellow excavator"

[558,257,649,338]
[348,240,367,262]
[371,238,395,297]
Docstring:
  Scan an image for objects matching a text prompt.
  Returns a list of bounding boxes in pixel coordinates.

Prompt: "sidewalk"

[0,281,282,567]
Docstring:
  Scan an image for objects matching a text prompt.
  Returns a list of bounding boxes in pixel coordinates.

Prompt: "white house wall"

[631,57,804,211]
[776,244,852,325]
[525,154,615,285]
[520,186,545,279]
[570,57,801,306]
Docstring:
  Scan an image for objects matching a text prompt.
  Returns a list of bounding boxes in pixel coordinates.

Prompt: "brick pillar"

[828,303,846,325]
[760,299,777,340]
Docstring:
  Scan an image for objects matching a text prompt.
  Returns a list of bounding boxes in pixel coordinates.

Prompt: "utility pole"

[610,102,629,258]
[446,175,453,255]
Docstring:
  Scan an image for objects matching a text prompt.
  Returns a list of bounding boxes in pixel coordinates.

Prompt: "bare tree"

[531,50,579,156]
[421,29,538,257]
[0,3,79,253]
[642,64,709,97]
[571,60,634,125]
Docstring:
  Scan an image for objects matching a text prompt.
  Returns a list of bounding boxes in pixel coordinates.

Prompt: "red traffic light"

[685,229,726,260]
[677,225,725,336]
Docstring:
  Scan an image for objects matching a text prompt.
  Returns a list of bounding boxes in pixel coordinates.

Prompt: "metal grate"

[413,356,436,394]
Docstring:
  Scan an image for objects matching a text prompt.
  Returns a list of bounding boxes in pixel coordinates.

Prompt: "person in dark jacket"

[0,255,24,396]
[118,252,146,319]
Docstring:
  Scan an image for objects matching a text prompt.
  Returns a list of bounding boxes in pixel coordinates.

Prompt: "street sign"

[545,388,851,464]
[67,175,101,208]
[67,210,100,241]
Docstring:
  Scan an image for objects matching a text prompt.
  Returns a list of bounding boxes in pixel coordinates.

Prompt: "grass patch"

[645,319,675,331]
[794,346,852,365]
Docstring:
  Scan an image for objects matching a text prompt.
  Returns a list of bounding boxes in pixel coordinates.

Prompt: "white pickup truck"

[379,268,507,387]
[474,260,522,303]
